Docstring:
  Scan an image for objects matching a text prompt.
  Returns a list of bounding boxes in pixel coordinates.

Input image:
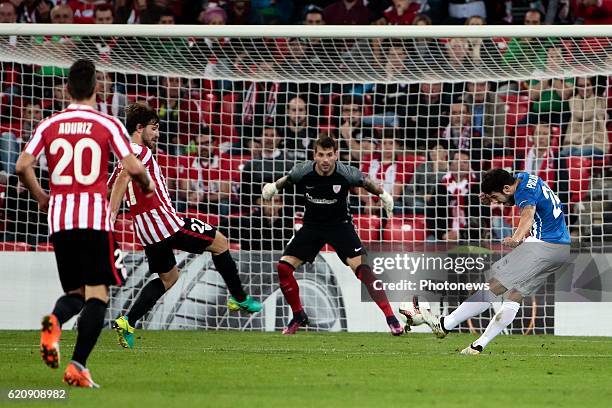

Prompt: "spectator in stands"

[323,0,373,25]
[199,4,227,25]
[115,0,161,24]
[561,76,608,158]
[335,94,372,164]
[281,96,317,160]
[525,76,573,128]
[3,167,49,245]
[68,0,101,24]
[447,0,486,24]
[91,5,119,59]
[0,2,17,23]
[464,81,506,155]
[426,150,484,241]
[402,142,448,215]
[406,82,449,147]
[303,4,325,24]
[381,0,423,25]
[47,78,68,115]
[463,15,508,66]
[503,9,557,72]
[226,0,250,25]
[0,101,42,177]
[17,0,52,23]
[220,195,294,250]
[241,126,292,204]
[441,101,473,152]
[94,3,113,23]
[185,132,233,215]
[359,129,407,214]
[366,40,410,129]
[517,123,559,186]
[148,76,202,154]
[157,7,175,24]
[573,0,612,24]
[50,4,74,24]
[95,71,127,119]
[443,37,474,72]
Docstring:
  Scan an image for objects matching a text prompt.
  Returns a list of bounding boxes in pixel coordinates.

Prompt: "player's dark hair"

[313,135,338,153]
[67,59,97,101]
[481,168,515,194]
[126,103,159,135]
[95,4,113,16]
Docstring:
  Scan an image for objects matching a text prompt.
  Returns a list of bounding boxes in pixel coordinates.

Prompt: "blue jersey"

[513,172,570,244]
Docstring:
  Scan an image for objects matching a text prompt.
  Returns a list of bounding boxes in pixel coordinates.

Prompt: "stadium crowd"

[0,0,611,249]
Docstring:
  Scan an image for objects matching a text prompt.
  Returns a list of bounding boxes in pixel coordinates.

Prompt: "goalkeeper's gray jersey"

[288,161,364,226]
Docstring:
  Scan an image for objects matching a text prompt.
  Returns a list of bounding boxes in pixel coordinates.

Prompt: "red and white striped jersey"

[108,144,185,246]
[24,103,133,234]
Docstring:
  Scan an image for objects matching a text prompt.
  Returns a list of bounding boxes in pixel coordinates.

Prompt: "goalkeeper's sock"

[472,301,520,349]
[277,261,303,313]
[356,264,394,318]
[443,289,499,331]
[127,278,166,327]
[213,250,247,302]
[52,293,85,326]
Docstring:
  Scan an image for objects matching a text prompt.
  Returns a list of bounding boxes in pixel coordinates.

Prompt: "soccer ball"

[398,300,425,328]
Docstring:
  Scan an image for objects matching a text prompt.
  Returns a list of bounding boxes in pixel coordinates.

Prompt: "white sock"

[473,301,520,349]
[443,290,498,331]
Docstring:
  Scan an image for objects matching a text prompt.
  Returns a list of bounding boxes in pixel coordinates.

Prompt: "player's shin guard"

[356,264,394,318]
[52,293,85,326]
[213,250,247,302]
[277,260,303,313]
[127,278,166,327]
[72,298,107,367]
[443,289,499,332]
[472,301,520,350]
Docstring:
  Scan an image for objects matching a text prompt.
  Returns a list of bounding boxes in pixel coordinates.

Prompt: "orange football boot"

[40,314,61,369]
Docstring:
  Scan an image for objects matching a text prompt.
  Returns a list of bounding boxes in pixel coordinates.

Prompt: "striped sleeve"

[108,117,133,159]
[23,121,47,158]
[107,163,122,187]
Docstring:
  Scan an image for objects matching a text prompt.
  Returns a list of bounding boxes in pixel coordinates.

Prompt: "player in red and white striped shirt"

[15,59,154,388]
[107,103,261,349]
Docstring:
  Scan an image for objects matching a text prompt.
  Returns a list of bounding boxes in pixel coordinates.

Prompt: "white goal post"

[0,23,610,335]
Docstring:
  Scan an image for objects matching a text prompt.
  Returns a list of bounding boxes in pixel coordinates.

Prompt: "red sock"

[356,264,394,318]
[277,261,303,313]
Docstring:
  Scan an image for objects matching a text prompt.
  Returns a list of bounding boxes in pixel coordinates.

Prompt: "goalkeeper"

[262,135,403,336]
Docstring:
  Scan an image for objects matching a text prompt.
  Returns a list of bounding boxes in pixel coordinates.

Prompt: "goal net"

[0,25,609,334]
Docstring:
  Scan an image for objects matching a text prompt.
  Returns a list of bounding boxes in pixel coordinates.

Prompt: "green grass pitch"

[1,330,611,407]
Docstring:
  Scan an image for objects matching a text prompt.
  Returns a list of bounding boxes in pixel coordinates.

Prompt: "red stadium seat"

[567,156,592,203]
[0,242,33,251]
[504,93,530,131]
[489,155,515,172]
[353,214,381,242]
[399,154,427,183]
[219,153,251,182]
[382,216,426,242]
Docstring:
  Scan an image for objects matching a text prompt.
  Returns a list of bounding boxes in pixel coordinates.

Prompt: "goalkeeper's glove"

[262,183,278,200]
[379,191,394,218]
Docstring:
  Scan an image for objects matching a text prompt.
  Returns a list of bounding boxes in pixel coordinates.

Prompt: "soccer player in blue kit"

[405,169,571,354]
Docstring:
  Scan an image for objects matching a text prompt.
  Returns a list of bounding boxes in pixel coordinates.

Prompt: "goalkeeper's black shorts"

[283,222,366,265]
